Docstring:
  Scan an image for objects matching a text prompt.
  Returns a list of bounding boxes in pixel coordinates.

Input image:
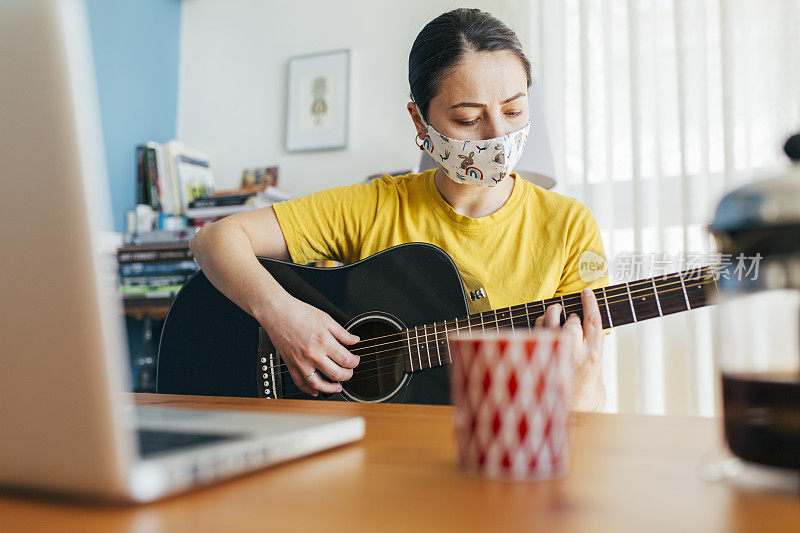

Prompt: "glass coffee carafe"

[709,133,800,471]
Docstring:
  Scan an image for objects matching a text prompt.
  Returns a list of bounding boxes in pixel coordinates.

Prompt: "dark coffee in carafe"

[722,372,800,469]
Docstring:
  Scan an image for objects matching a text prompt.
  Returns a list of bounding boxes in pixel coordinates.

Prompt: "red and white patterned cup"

[449,328,574,480]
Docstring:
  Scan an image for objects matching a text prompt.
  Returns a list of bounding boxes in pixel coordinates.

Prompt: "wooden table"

[1,394,799,532]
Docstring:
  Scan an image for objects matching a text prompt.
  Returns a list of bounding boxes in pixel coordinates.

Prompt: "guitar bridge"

[257,327,283,399]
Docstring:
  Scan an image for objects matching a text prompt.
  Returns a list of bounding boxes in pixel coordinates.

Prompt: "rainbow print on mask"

[421,135,433,152]
[466,166,483,181]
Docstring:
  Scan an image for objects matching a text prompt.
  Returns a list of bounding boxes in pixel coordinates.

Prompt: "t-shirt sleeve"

[555,205,611,335]
[271,179,384,265]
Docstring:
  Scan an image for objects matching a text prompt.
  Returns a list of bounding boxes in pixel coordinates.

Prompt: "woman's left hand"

[534,288,605,412]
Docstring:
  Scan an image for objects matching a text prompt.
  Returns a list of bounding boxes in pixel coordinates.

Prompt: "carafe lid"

[711,134,800,234]
[709,133,800,292]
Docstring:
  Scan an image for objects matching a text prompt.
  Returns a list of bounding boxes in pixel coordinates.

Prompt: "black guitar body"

[156,242,471,405]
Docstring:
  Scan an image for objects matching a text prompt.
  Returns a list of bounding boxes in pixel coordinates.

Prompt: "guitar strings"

[277,268,715,368]
[272,272,715,383]
[278,271,716,399]
[268,273,716,397]
[344,266,716,354]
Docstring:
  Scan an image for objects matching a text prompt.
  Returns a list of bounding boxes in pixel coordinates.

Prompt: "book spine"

[123,229,195,246]
[136,145,147,204]
[166,144,184,216]
[119,274,193,287]
[145,146,162,211]
[120,284,184,298]
[151,143,175,215]
[117,247,193,264]
[119,259,198,276]
[188,194,252,208]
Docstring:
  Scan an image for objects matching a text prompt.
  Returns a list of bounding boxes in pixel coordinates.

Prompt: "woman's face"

[409,49,530,142]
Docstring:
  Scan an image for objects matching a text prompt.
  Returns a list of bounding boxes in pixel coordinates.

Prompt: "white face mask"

[417,118,530,188]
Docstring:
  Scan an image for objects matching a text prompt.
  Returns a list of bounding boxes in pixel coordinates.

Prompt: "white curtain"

[533,0,800,415]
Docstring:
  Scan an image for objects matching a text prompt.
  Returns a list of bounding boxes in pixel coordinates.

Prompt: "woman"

[190,8,609,411]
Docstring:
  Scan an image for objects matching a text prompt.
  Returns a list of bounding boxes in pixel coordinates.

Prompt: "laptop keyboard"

[137,429,240,458]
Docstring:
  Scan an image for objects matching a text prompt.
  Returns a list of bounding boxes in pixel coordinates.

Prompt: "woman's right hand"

[259,294,361,396]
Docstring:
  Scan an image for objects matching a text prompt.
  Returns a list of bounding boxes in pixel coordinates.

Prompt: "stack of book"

[136,140,292,228]
[185,188,258,226]
[117,230,199,300]
[137,140,219,216]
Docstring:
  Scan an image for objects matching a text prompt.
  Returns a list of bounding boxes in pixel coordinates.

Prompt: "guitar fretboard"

[399,266,718,372]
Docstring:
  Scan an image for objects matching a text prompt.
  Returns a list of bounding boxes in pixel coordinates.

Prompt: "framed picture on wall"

[285,49,350,152]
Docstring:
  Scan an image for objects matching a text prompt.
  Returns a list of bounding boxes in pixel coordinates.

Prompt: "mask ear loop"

[413,101,429,150]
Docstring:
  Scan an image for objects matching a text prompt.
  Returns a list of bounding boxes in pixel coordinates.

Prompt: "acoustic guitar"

[157,242,718,405]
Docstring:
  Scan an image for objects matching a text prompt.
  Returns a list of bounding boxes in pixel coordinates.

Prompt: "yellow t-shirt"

[271,169,610,317]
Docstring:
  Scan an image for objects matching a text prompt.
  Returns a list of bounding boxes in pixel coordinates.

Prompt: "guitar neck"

[401,265,719,373]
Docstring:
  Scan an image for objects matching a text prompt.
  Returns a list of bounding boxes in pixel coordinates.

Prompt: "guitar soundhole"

[343,317,407,402]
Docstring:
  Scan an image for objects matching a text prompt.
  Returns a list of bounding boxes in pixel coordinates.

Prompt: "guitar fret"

[686,274,711,308]
[658,273,694,315]
[524,302,532,328]
[651,279,663,316]
[601,286,613,327]
[414,326,423,370]
[441,321,449,363]
[496,308,511,330]
[479,312,485,333]
[679,274,691,310]
[509,307,515,332]
[605,285,635,326]
[406,329,415,372]
[445,321,452,363]
[433,322,442,367]
[630,278,662,320]
[424,324,432,369]
[559,295,567,323]
[625,282,638,322]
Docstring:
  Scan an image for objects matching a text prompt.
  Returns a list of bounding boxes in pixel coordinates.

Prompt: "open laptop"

[0,0,364,503]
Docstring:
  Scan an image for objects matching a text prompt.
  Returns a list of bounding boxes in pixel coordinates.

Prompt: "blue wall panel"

[86,0,181,231]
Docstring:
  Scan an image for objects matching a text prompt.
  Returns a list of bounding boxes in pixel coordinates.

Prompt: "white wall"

[177,0,529,195]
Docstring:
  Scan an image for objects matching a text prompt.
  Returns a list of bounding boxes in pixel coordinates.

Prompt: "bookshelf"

[123,297,173,321]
